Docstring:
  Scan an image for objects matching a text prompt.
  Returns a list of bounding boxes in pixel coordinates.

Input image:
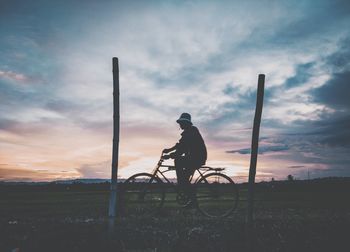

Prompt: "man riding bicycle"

[163,113,207,206]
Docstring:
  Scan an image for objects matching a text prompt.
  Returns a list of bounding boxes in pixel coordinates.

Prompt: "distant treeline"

[1,177,349,192]
[241,177,350,193]
[0,182,111,192]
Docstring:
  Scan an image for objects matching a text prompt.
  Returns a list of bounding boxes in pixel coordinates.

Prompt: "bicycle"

[119,151,239,218]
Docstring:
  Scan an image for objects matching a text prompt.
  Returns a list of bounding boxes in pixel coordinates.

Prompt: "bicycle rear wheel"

[195,173,239,218]
[120,173,165,216]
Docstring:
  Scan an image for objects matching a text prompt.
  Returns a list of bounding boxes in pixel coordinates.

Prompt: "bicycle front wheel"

[195,173,239,218]
[120,173,165,216]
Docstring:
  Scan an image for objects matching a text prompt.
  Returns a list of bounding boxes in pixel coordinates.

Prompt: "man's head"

[176,113,192,129]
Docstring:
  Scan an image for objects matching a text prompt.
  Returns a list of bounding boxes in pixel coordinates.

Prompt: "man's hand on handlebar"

[163,148,171,153]
[163,152,176,160]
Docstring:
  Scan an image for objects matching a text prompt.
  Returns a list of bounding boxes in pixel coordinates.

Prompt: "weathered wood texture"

[108,57,120,230]
[246,74,265,250]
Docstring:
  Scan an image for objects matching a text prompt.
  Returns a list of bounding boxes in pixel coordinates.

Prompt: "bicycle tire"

[120,173,165,216]
[195,173,239,218]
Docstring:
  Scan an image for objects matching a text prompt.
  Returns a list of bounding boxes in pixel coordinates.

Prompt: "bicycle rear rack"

[200,166,225,172]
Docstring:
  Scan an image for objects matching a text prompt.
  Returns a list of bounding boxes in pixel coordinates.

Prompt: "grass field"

[1,179,349,251]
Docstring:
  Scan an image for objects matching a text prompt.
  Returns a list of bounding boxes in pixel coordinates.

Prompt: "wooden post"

[108,57,120,232]
[246,74,265,250]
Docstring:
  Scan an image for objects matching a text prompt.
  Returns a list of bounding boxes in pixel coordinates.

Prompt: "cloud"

[284,62,315,89]
[76,161,110,179]
[288,165,305,169]
[302,40,350,148]
[309,113,350,147]
[0,165,77,182]
[1,0,350,181]
[227,145,290,155]
[0,70,28,82]
[313,71,350,110]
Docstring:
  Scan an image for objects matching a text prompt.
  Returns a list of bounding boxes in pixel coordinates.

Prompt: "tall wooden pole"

[246,74,265,250]
[108,57,120,232]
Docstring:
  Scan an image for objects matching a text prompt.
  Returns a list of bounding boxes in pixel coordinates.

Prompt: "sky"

[1,0,350,182]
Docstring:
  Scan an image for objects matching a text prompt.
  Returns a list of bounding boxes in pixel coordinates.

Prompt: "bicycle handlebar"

[160,151,225,171]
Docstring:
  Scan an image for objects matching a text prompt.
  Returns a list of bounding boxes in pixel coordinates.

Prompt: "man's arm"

[163,145,177,153]
[162,145,177,160]
[163,130,189,157]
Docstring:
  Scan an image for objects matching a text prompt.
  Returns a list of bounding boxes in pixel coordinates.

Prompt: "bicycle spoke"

[195,173,239,218]
[121,173,164,216]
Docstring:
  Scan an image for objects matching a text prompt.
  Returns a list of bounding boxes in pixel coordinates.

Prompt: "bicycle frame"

[151,152,225,185]
[121,151,239,218]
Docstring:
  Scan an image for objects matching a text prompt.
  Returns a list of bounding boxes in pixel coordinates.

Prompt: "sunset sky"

[1,0,350,182]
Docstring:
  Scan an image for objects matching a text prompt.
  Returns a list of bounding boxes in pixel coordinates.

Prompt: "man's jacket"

[174,125,207,165]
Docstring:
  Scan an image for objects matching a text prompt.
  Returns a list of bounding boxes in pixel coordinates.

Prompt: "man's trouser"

[174,156,202,201]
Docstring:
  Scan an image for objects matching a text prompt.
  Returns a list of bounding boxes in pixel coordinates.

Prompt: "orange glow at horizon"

[0,118,300,182]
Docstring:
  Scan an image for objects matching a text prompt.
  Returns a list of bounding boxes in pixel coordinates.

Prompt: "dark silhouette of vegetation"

[1,177,349,251]
[287,174,294,181]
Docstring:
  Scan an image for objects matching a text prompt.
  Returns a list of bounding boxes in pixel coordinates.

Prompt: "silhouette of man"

[163,113,207,204]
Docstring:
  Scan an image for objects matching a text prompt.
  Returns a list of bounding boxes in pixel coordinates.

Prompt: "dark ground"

[1,178,349,252]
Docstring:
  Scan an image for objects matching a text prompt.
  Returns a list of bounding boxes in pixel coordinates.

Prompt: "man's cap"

[176,113,192,124]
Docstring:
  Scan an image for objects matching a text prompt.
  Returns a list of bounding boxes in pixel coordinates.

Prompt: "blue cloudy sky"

[1,0,350,181]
